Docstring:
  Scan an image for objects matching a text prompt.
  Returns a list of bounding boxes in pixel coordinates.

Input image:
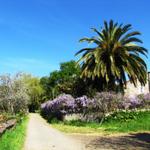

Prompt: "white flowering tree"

[0,73,29,114]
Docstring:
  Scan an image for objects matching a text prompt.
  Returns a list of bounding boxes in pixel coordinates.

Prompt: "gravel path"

[23,113,85,150]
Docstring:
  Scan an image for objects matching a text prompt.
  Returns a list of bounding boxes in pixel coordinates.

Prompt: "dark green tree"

[40,60,82,99]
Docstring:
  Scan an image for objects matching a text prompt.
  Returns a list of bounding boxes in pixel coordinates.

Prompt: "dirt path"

[24,113,150,150]
[71,133,150,150]
[23,113,85,150]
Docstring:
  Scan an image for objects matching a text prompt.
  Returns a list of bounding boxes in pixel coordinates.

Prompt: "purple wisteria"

[41,92,150,121]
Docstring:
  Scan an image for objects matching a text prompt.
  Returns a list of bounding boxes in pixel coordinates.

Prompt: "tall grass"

[0,116,28,150]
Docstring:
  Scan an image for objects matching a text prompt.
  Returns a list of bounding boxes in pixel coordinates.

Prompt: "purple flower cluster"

[41,94,75,116]
[143,93,150,101]
[75,96,90,113]
[41,94,92,120]
[121,96,141,109]
[120,93,150,109]
[41,92,150,121]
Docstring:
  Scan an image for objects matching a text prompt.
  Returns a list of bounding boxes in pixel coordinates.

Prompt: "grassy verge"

[51,111,150,134]
[0,116,28,150]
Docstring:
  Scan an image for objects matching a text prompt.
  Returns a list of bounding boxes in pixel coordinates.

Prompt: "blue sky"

[0,0,150,77]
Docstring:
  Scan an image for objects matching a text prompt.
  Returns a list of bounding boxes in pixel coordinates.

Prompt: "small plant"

[104,110,140,123]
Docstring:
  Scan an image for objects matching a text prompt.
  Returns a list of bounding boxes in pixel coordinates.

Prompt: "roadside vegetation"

[0,116,28,150]
[51,111,150,134]
[0,73,40,149]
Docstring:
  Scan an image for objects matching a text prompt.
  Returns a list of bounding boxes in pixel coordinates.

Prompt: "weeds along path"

[23,113,85,150]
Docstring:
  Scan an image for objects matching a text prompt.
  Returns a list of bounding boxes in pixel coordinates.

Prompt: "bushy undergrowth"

[0,116,28,150]
[52,111,150,133]
[104,110,148,123]
[41,92,150,122]
[0,113,16,123]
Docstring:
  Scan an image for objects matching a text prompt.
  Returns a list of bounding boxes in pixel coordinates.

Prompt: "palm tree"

[76,20,148,92]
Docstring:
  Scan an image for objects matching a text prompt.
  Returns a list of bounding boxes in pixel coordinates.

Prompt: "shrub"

[104,110,147,123]
[74,96,91,113]
[41,92,150,123]
[120,96,141,109]
[81,92,123,123]
[137,93,150,108]
[93,92,122,112]
[41,94,75,121]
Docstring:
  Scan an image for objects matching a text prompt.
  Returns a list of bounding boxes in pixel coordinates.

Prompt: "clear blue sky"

[0,0,150,77]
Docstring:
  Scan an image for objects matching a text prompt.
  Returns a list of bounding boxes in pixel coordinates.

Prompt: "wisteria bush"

[41,94,75,121]
[120,96,141,109]
[41,92,150,122]
[74,96,91,113]
[137,93,150,108]
[83,92,123,122]
[120,94,150,110]
[41,92,123,122]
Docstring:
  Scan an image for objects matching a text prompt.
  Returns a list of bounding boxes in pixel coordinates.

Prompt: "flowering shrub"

[41,94,93,121]
[41,94,75,121]
[81,92,123,122]
[120,96,141,109]
[137,93,150,108]
[74,96,91,113]
[120,94,150,110]
[93,92,123,113]
[41,92,150,122]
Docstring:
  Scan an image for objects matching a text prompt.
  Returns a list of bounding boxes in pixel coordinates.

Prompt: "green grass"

[0,116,29,150]
[51,111,150,134]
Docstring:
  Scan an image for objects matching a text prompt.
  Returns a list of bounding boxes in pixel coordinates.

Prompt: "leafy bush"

[104,110,141,123]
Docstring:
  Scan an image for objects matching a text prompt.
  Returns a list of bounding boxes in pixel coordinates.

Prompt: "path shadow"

[128,133,150,143]
[86,133,150,150]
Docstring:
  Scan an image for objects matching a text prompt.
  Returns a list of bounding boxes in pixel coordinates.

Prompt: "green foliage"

[49,118,61,124]
[40,60,86,99]
[52,111,150,133]
[104,110,144,123]
[0,116,28,150]
[40,60,103,100]
[22,74,44,112]
[63,120,87,127]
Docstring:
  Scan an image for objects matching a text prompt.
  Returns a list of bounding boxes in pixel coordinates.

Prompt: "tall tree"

[40,60,81,99]
[22,74,44,112]
[76,20,148,92]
